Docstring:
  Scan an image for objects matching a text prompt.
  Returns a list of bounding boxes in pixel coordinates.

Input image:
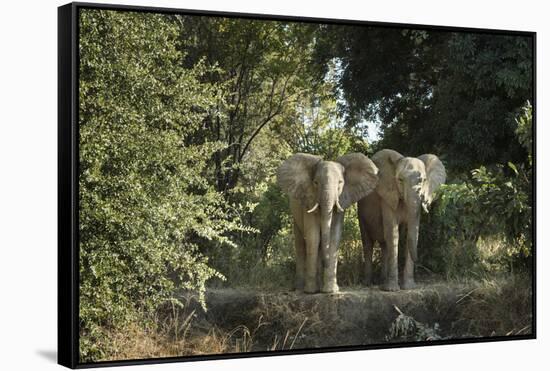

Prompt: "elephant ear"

[277,153,322,209]
[372,149,404,210]
[418,154,446,206]
[336,153,379,209]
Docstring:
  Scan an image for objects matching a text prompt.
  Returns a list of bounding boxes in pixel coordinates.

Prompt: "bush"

[419,101,532,278]
[78,10,250,361]
[419,163,532,278]
[337,204,364,286]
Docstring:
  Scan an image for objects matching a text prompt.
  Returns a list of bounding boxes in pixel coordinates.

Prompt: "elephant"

[277,153,379,293]
[357,149,446,291]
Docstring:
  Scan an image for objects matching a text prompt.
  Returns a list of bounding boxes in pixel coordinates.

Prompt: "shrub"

[78,10,249,361]
[419,101,532,278]
[337,204,364,286]
[419,161,532,277]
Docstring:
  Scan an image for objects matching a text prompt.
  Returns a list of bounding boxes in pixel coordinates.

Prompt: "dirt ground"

[98,276,532,361]
[175,277,532,353]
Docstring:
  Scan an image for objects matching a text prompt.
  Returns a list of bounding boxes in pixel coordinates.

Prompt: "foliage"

[420,162,532,277]
[337,204,364,286]
[315,27,533,173]
[78,10,251,361]
[515,101,533,164]
[274,62,370,158]
[419,101,532,277]
[177,16,319,193]
[386,306,443,342]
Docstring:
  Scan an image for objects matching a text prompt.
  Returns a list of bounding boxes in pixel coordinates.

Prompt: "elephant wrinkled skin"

[357,149,446,291]
[277,153,378,293]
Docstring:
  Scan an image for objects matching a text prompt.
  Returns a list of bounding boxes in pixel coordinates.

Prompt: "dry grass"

[101,319,255,360]
[451,275,533,337]
[95,294,311,361]
[89,274,533,362]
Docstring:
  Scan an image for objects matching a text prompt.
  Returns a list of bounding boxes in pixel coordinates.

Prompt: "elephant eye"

[339,180,343,184]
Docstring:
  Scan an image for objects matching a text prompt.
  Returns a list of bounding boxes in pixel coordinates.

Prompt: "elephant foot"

[380,281,400,292]
[401,280,417,290]
[304,282,319,294]
[363,278,374,287]
[295,279,305,292]
[321,283,339,293]
[363,273,374,287]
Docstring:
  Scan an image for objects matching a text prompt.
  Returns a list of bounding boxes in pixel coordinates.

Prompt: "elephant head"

[277,152,379,254]
[373,149,446,261]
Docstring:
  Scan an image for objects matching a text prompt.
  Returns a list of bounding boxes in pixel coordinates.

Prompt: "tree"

[314,26,533,174]
[177,17,318,193]
[78,9,249,360]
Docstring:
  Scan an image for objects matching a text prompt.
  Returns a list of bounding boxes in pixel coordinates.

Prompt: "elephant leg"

[303,212,320,293]
[381,206,400,291]
[316,252,323,290]
[402,220,419,290]
[402,249,416,290]
[380,242,388,284]
[321,211,343,293]
[293,222,306,291]
[359,216,374,286]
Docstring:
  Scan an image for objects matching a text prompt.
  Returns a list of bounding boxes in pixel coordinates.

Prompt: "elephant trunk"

[407,207,420,262]
[320,207,333,266]
[319,189,336,257]
[320,188,336,216]
[404,186,421,262]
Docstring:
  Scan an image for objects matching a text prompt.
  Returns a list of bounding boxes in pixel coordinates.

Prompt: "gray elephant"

[277,153,378,293]
[357,149,446,291]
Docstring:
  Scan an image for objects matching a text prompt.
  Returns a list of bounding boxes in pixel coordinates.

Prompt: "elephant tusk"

[307,203,319,213]
[335,200,344,213]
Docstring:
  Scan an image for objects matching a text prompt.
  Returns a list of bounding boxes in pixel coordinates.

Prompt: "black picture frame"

[58,2,536,369]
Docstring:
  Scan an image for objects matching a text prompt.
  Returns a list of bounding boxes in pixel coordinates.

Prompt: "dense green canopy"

[314,26,533,173]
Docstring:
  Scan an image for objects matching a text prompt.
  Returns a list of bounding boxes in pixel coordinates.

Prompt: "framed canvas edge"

[57,2,538,369]
[58,3,79,369]
[531,31,537,340]
[71,1,535,36]
[73,335,536,369]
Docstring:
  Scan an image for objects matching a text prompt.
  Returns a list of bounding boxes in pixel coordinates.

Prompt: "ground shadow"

[36,349,57,363]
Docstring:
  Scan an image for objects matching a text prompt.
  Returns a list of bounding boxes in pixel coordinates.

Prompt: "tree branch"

[237,74,294,162]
